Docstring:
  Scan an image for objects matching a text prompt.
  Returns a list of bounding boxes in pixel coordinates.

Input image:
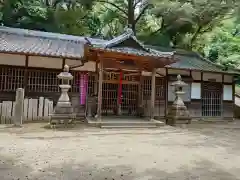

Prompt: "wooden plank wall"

[0,97,54,124]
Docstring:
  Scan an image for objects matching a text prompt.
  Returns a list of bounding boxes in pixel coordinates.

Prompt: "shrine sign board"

[103,71,140,84]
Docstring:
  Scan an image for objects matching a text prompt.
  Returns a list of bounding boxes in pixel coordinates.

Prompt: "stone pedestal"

[166,96,191,125]
[166,75,191,126]
[50,65,75,128]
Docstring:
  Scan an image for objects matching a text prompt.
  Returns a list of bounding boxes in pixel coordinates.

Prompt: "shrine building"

[0,26,238,121]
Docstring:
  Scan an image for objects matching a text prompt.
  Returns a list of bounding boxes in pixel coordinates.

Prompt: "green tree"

[148,0,237,49]
[0,0,239,58]
[0,0,96,34]
[0,0,58,31]
[205,19,240,69]
[97,0,152,34]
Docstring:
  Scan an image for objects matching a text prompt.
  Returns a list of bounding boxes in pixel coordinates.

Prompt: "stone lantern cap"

[57,64,73,80]
[170,75,187,87]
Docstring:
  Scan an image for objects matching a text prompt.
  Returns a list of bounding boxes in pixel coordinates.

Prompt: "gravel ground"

[0,121,240,180]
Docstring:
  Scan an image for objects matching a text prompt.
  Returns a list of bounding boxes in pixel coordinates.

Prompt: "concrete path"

[0,122,240,180]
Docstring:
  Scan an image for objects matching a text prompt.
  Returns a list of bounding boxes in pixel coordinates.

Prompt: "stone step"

[88,120,165,128]
[100,125,158,129]
[101,121,164,126]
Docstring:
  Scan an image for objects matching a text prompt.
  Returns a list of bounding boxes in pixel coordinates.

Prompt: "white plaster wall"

[66,59,95,72]
[141,68,166,77]
[202,72,222,82]
[142,71,151,76]
[223,85,233,101]
[65,59,82,67]
[28,56,62,69]
[0,53,25,66]
[224,75,233,83]
[167,69,190,75]
[168,83,175,101]
[157,68,166,76]
[142,71,163,77]
[191,82,201,99]
[78,61,95,72]
[192,71,201,80]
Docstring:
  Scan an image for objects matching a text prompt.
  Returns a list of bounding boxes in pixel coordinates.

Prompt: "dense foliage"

[205,19,240,69]
[0,0,239,69]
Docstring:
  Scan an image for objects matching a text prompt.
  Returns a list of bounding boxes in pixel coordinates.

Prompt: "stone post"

[118,98,122,116]
[87,95,94,118]
[150,68,156,120]
[13,88,24,127]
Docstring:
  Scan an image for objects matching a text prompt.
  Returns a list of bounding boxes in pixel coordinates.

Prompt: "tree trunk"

[127,0,135,34]
[190,26,202,49]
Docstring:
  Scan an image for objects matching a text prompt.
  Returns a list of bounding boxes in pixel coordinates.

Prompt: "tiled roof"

[103,28,146,50]
[93,47,174,58]
[146,45,240,74]
[88,28,175,58]
[0,26,174,60]
[1,26,238,74]
[0,26,86,59]
[170,54,223,72]
[171,54,240,74]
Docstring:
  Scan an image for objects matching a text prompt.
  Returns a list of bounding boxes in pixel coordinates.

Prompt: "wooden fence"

[0,97,54,124]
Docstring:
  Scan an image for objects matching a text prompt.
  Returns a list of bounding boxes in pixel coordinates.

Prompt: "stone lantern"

[166,75,191,126]
[50,65,76,128]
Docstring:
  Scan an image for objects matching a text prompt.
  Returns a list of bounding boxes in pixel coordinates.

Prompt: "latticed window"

[202,82,222,117]
[142,76,166,117]
[71,71,97,94]
[155,77,165,100]
[70,71,97,105]
[0,66,98,106]
[87,73,97,96]
[71,71,81,93]
[142,77,152,98]
[0,66,25,91]
[142,77,165,99]
[28,69,60,92]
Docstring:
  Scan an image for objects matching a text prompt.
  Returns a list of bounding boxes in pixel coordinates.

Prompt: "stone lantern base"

[50,102,76,128]
[166,104,191,126]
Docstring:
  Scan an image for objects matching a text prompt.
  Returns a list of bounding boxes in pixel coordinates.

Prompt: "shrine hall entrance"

[102,70,139,116]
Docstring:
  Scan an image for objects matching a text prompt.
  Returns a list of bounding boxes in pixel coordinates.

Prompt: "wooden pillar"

[200,71,203,119]
[165,68,168,117]
[62,58,66,70]
[138,71,142,105]
[138,71,143,116]
[24,55,29,95]
[221,74,224,119]
[96,57,103,121]
[232,75,235,119]
[94,61,99,95]
[150,68,156,120]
